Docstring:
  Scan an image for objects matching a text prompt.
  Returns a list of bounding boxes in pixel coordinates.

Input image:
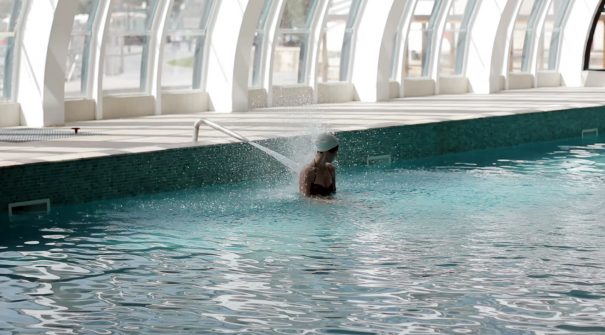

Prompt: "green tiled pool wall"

[0,143,289,218]
[2,106,605,215]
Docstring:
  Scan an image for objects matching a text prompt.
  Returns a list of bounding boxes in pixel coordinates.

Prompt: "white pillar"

[527,0,552,80]
[465,0,517,93]
[91,0,111,120]
[559,0,601,86]
[262,0,286,107]
[17,0,78,127]
[392,0,416,89]
[429,0,454,82]
[206,0,264,112]
[149,0,173,115]
[350,0,407,102]
[307,0,330,102]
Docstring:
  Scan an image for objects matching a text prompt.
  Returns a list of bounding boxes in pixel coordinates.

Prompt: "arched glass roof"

[0,0,602,127]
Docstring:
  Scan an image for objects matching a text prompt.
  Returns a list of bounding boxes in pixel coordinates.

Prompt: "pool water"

[1,137,605,334]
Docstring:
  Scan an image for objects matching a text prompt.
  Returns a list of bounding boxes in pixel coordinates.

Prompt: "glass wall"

[0,0,24,100]
[162,0,214,90]
[103,0,158,93]
[587,3,605,69]
[439,0,476,76]
[250,0,272,87]
[65,0,99,97]
[537,0,571,71]
[509,0,545,73]
[404,0,439,78]
[272,0,317,85]
[317,0,361,82]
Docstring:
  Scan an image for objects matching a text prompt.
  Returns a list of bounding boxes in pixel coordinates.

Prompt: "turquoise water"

[1,137,605,334]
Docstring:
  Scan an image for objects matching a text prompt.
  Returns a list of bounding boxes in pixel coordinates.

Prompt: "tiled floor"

[1,87,605,167]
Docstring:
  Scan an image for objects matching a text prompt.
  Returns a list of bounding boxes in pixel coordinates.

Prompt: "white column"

[148,0,173,115]
[307,0,330,101]
[559,0,601,86]
[350,0,407,102]
[429,0,454,81]
[206,0,264,112]
[263,0,286,107]
[465,0,518,93]
[527,0,551,79]
[91,0,111,120]
[392,0,417,89]
[17,0,78,127]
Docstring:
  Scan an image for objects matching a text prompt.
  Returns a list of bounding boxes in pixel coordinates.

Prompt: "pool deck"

[2,86,605,168]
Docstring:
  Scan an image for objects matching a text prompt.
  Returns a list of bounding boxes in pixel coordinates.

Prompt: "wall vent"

[8,199,50,219]
[582,128,599,139]
[367,154,392,166]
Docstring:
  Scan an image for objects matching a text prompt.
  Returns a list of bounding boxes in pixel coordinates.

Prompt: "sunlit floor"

[2,87,605,167]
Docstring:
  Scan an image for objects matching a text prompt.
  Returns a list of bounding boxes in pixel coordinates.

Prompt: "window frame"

[1,0,27,101]
[102,0,161,95]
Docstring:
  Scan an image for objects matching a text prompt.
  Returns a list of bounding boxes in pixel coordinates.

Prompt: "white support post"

[350,0,407,102]
[528,0,552,82]
[16,0,78,126]
[264,0,286,107]
[307,0,330,103]
[465,0,518,94]
[498,0,523,89]
[148,0,173,115]
[91,0,111,120]
[392,0,417,96]
[559,0,601,86]
[206,0,264,112]
[430,0,454,94]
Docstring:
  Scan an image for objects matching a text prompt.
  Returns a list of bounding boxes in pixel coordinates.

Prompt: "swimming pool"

[1,137,605,334]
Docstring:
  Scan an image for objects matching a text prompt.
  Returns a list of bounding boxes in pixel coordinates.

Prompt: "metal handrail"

[193,118,247,143]
[193,118,299,172]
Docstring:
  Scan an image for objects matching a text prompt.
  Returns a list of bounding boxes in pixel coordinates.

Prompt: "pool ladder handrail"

[192,118,300,172]
[193,118,247,143]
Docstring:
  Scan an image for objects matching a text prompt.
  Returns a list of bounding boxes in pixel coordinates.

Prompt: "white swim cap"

[315,132,339,152]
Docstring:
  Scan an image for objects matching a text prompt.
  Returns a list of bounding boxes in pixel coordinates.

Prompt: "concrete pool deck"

[2,87,605,168]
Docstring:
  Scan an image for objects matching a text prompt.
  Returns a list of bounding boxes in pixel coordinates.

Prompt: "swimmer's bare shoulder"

[299,163,317,196]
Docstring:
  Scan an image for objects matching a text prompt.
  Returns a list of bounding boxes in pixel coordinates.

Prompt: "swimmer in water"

[299,133,339,197]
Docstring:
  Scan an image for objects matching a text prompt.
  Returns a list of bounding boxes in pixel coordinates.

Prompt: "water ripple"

[2,139,605,333]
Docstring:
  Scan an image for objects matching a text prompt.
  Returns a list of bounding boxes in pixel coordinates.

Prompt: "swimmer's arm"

[299,166,315,196]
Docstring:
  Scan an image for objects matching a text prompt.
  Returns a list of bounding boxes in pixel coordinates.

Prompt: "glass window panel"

[339,0,362,81]
[250,0,272,87]
[162,0,214,90]
[538,0,570,71]
[104,0,158,93]
[538,2,555,70]
[0,0,23,100]
[65,0,98,97]
[587,5,605,69]
[405,0,437,78]
[279,0,316,29]
[166,0,213,31]
[273,33,307,85]
[273,0,317,85]
[318,0,353,82]
[509,0,539,73]
[0,36,9,98]
[439,0,475,76]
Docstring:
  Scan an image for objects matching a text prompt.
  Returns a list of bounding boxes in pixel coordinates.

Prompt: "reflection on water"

[1,138,605,334]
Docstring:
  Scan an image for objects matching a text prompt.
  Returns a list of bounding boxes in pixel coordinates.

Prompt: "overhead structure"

[0,0,603,127]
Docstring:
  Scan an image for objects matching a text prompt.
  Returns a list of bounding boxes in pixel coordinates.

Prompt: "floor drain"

[0,128,95,143]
